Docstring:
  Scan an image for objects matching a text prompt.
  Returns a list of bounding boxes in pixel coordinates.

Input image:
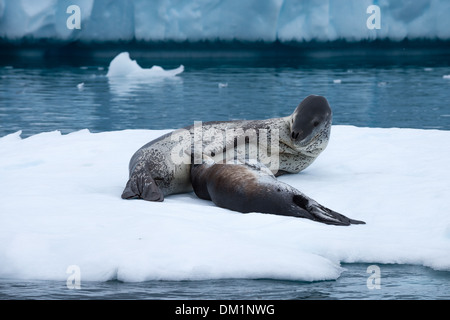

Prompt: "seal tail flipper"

[121,171,164,202]
[292,194,365,226]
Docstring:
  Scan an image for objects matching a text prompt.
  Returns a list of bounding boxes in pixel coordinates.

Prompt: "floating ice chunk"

[443,75,450,79]
[106,52,184,78]
[106,52,184,96]
[424,68,434,71]
[218,82,228,88]
[77,82,84,90]
[333,79,342,84]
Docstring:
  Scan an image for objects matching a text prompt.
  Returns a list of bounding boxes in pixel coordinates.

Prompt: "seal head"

[290,95,332,155]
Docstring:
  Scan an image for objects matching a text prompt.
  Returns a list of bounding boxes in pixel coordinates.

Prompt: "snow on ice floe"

[0,126,449,282]
[1,0,450,42]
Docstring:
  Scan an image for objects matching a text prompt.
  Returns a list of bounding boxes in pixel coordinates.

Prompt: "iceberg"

[0,126,449,282]
[106,52,184,78]
[0,0,449,43]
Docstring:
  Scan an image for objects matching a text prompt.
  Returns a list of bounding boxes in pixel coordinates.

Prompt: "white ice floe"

[106,52,184,96]
[1,0,449,42]
[0,126,449,282]
[106,52,184,79]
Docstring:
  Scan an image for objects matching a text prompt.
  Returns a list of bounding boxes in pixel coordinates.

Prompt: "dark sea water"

[1,45,450,138]
[1,45,450,300]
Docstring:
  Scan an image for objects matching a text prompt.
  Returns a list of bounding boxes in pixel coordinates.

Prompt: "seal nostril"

[295,132,299,139]
[291,132,296,139]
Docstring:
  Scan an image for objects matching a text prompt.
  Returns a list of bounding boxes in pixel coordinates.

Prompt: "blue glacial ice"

[0,0,449,43]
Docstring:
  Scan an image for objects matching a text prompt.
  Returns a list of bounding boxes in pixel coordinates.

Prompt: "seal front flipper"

[121,168,164,202]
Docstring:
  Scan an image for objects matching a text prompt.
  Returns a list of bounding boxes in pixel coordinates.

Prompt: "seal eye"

[313,121,320,127]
